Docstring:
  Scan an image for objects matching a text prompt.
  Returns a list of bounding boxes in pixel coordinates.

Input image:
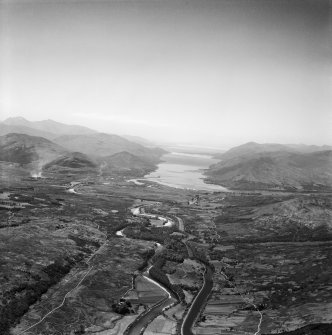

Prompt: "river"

[122,184,216,334]
[123,206,176,335]
[144,152,228,192]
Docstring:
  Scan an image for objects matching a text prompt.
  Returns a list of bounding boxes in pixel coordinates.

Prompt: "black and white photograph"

[0,0,331,334]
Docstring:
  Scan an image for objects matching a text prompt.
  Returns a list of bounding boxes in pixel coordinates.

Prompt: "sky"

[0,0,331,148]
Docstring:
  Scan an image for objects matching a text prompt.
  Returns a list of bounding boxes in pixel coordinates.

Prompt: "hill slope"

[98,151,156,176]
[43,152,97,171]
[206,144,332,191]
[43,152,99,174]
[0,123,56,140]
[54,133,166,162]
[2,117,96,137]
[214,142,332,160]
[0,133,67,165]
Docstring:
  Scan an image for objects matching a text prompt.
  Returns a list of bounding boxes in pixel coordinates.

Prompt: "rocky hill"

[54,133,166,162]
[206,143,332,191]
[0,133,67,165]
[43,152,97,172]
[98,151,156,176]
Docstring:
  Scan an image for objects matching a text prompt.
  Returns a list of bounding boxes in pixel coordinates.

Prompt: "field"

[181,192,332,334]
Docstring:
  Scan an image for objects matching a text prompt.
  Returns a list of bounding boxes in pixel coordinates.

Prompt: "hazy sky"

[0,0,331,147]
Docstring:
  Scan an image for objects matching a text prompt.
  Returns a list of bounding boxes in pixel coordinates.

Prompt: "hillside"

[214,142,332,160]
[0,129,167,179]
[2,117,96,137]
[43,152,97,172]
[1,117,167,165]
[206,146,332,191]
[98,151,156,176]
[0,123,56,140]
[0,133,67,165]
[122,135,155,147]
[54,133,166,162]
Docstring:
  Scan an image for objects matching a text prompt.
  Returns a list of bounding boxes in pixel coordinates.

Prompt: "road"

[181,265,214,335]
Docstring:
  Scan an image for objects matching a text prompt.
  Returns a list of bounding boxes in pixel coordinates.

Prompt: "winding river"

[118,205,214,335]
[121,206,176,335]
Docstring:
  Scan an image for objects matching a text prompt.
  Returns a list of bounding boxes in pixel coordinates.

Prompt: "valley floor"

[0,164,331,335]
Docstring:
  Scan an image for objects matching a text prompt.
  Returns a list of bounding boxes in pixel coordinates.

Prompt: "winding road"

[181,266,214,335]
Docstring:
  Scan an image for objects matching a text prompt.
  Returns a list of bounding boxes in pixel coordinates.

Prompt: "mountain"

[214,142,332,160]
[0,117,168,178]
[99,151,156,176]
[0,133,66,165]
[0,123,56,140]
[2,117,96,137]
[43,152,97,171]
[122,135,155,147]
[286,143,332,153]
[53,133,166,162]
[206,144,332,191]
[1,117,167,164]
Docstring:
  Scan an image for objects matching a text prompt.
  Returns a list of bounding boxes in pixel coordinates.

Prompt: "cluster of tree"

[137,248,155,271]
[124,228,165,243]
[0,256,79,334]
[164,239,188,257]
[124,225,176,244]
[158,248,184,263]
[111,299,133,315]
[186,241,209,264]
[68,234,101,254]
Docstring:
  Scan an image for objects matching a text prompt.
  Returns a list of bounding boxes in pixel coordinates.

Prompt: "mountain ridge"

[214,142,332,160]
[2,117,97,137]
[53,133,166,162]
[206,142,332,191]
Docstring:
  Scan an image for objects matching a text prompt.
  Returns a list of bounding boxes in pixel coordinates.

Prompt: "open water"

[144,152,228,192]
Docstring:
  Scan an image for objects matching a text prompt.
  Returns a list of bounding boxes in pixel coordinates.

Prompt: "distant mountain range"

[0,117,166,177]
[213,141,332,160]
[122,135,156,147]
[206,142,332,191]
[53,133,165,161]
[1,117,95,139]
